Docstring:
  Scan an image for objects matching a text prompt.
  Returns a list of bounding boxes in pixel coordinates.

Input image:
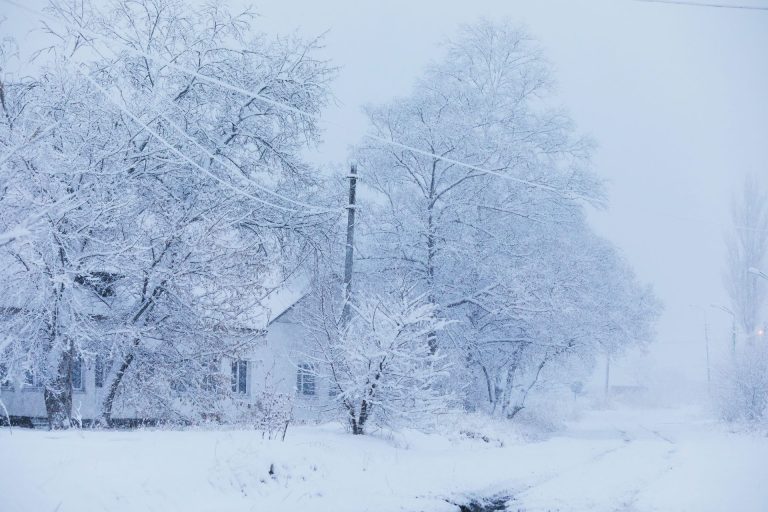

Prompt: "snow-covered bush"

[714,346,768,425]
[245,391,294,440]
[300,280,454,435]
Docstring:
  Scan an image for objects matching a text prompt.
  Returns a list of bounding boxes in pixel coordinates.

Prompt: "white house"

[236,293,336,423]
[0,290,334,426]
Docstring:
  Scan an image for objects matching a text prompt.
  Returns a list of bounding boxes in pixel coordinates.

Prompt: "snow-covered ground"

[2,406,766,512]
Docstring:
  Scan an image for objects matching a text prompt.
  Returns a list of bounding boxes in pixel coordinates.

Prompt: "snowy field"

[2,406,766,512]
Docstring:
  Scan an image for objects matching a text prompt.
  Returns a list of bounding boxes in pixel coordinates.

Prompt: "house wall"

[0,307,335,425]
[0,362,141,422]
[248,309,335,423]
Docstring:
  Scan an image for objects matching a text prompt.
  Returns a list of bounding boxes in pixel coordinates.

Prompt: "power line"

[364,133,597,203]
[631,0,768,11]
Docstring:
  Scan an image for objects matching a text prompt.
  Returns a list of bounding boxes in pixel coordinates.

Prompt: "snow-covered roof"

[226,272,309,331]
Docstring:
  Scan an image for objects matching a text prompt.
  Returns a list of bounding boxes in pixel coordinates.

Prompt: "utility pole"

[711,304,737,358]
[704,313,711,397]
[691,304,712,397]
[340,164,358,326]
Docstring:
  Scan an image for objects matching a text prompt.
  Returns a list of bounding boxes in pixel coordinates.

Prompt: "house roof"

[262,280,308,327]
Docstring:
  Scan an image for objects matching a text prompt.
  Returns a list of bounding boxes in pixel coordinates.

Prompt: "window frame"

[328,381,339,398]
[71,357,85,393]
[0,363,13,390]
[231,360,248,395]
[296,363,316,397]
[22,370,42,391]
[94,356,106,389]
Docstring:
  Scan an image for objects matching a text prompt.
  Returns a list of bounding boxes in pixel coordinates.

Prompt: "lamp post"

[748,268,767,343]
[689,304,711,396]
[710,304,737,357]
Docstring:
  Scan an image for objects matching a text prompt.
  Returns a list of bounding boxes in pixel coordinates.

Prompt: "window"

[297,363,315,396]
[201,359,219,392]
[231,360,248,395]
[0,363,12,390]
[72,358,85,392]
[23,370,41,389]
[94,356,106,388]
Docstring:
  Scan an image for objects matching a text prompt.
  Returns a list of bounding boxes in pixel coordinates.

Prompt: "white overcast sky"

[5,0,768,386]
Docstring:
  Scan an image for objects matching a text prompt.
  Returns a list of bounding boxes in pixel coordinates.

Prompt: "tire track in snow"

[424,428,636,511]
[508,423,680,512]
[611,424,679,511]
[510,426,637,500]
[612,446,677,512]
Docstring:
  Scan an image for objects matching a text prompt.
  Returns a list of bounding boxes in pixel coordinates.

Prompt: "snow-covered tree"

[461,217,660,418]
[725,174,768,342]
[0,55,134,427]
[0,0,335,427]
[352,21,658,417]
[716,174,768,424]
[355,22,598,341]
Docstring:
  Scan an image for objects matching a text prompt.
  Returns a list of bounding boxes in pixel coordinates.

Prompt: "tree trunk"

[355,399,370,435]
[100,282,164,425]
[426,160,438,354]
[43,279,73,429]
[349,368,382,435]
[100,348,136,426]
[347,402,365,435]
[506,358,548,420]
[44,344,73,429]
[481,365,495,406]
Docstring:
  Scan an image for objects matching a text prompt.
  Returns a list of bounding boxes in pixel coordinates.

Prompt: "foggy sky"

[250,0,768,388]
[5,0,768,389]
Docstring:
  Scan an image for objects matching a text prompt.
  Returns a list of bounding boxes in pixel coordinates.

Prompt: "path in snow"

[507,407,767,511]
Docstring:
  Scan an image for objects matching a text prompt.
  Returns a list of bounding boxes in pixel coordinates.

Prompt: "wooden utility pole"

[340,164,358,326]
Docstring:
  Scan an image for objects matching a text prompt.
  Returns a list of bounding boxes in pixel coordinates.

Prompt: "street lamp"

[689,304,711,395]
[710,304,737,356]
[748,269,767,342]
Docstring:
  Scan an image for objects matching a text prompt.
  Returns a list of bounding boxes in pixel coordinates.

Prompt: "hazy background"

[5,0,768,396]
